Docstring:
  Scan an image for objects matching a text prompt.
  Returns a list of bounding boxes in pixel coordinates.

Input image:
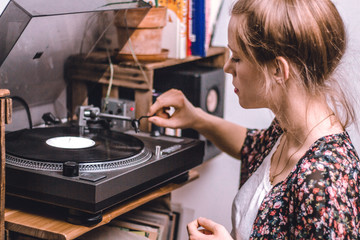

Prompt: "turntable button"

[155,145,161,158]
[80,173,106,182]
[63,161,79,177]
[161,144,182,155]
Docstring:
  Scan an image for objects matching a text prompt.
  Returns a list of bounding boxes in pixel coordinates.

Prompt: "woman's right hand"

[187,217,233,240]
[148,89,247,160]
[147,89,202,130]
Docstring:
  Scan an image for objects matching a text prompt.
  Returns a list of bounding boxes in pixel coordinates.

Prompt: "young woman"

[148,0,360,239]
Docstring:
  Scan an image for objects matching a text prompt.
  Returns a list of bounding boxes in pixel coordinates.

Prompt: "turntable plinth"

[5,170,199,240]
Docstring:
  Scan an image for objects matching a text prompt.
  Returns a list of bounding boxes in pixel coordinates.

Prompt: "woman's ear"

[273,56,289,84]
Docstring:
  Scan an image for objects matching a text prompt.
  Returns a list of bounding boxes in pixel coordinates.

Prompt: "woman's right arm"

[147,89,247,159]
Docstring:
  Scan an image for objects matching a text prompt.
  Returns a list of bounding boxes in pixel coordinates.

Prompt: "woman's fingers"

[187,217,233,240]
[187,218,201,233]
[147,89,197,129]
[196,217,218,233]
[148,89,185,116]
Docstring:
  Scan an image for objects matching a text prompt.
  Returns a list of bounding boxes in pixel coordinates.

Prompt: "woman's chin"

[238,100,250,109]
[238,100,263,109]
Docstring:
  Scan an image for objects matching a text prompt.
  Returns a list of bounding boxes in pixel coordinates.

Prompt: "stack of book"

[145,0,224,58]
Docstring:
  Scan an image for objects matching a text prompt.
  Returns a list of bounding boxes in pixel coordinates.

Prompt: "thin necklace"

[270,113,334,183]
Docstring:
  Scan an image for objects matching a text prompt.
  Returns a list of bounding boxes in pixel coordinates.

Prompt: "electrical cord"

[103,9,150,111]
[123,9,150,83]
[11,96,33,129]
[80,9,150,112]
[103,47,115,112]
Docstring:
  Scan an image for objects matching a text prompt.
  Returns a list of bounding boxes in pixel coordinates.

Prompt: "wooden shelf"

[66,47,229,132]
[5,170,199,240]
[66,47,228,91]
[68,47,228,70]
[117,46,229,70]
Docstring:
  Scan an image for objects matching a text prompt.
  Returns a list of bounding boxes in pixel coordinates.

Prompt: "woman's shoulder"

[292,131,360,187]
[306,131,358,167]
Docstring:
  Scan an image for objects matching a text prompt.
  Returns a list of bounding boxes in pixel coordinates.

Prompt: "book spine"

[158,0,187,59]
[186,0,192,56]
[205,0,211,53]
[178,0,188,59]
[190,0,206,57]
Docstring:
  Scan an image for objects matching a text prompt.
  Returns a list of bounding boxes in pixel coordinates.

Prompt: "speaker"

[154,65,225,161]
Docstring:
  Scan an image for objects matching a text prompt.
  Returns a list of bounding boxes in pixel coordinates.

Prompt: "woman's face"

[223,16,269,109]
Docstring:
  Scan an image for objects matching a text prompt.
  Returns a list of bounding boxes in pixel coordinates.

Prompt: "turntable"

[5,106,204,225]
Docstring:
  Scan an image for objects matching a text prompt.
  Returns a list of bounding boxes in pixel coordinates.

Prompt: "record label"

[46,136,96,149]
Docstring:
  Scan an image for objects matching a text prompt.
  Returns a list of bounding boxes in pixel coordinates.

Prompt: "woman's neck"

[274,91,343,148]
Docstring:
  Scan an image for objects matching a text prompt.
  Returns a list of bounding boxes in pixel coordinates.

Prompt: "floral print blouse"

[239,119,360,239]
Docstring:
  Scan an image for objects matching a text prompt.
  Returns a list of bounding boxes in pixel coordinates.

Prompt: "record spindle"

[0,89,11,239]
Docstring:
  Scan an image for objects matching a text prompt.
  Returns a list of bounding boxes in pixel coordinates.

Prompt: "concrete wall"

[172,0,360,237]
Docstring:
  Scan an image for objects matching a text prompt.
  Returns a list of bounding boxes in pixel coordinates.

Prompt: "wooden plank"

[135,89,153,132]
[5,170,199,240]
[0,90,10,240]
[74,47,228,71]
[0,99,5,240]
[117,47,228,70]
[69,63,149,83]
[68,65,152,90]
[70,81,88,119]
[5,98,12,124]
[70,74,151,90]
[0,90,10,98]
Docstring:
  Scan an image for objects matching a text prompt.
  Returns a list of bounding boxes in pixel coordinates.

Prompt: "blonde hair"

[230,0,356,128]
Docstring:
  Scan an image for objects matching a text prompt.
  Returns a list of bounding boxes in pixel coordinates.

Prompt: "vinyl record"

[6,127,144,163]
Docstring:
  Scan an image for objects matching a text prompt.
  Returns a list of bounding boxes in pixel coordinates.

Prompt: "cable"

[11,96,33,129]
[123,9,150,84]
[103,47,115,112]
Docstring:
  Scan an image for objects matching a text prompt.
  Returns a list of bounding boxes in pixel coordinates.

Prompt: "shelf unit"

[66,46,229,131]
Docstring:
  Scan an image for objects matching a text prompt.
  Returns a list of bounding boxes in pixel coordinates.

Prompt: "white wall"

[0,0,9,15]
[332,0,360,150]
[172,0,360,237]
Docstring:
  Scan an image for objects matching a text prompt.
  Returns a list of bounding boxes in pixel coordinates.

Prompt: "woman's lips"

[234,87,239,93]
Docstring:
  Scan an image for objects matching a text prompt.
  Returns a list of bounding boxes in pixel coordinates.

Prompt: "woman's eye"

[231,57,241,63]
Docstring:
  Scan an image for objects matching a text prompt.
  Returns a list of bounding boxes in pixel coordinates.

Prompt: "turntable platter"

[6,127,151,172]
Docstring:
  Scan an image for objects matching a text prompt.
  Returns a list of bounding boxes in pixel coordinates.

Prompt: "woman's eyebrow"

[227,44,238,55]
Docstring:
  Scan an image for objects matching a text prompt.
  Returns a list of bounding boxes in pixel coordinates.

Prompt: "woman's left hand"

[187,217,233,240]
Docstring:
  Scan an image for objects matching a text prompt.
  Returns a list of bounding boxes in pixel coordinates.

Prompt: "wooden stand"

[5,170,199,240]
[66,47,229,131]
[0,89,12,240]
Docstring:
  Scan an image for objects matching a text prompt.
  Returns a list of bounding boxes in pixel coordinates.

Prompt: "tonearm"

[78,106,149,133]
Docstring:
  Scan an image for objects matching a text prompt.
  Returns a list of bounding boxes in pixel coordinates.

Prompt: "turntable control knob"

[63,161,79,177]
